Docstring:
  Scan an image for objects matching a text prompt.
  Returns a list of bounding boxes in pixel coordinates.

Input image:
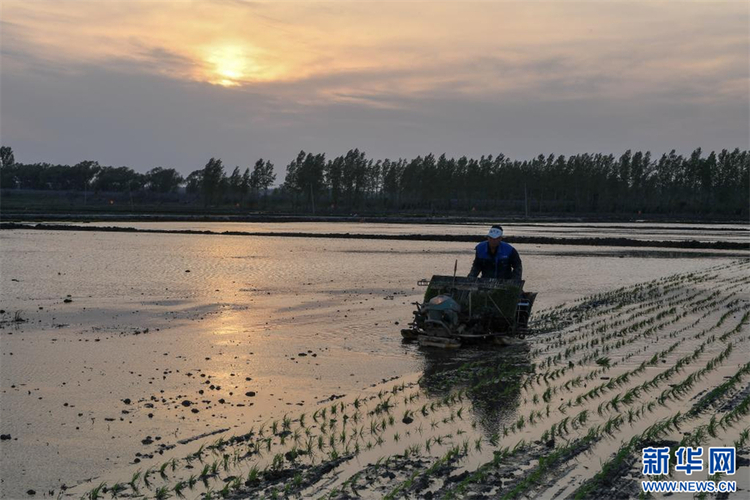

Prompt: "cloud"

[1,1,747,172]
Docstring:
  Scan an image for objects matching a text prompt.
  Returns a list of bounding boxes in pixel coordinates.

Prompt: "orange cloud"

[2,1,747,105]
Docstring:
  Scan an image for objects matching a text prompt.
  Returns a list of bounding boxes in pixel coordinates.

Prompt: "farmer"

[468,225,523,280]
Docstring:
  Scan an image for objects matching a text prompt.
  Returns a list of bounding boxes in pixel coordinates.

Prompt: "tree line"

[280,147,748,215]
[0,146,276,206]
[1,145,747,215]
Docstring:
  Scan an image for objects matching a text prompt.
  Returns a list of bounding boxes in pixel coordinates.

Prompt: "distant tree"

[0,146,15,169]
[94,166,144,192]
[201,157,225,205]
[0,145,16,190]
[14,162,47,190]
[185,169,203,195]
[250,159,276,196]
[341,149,366,207]
[325,156,344,207]
[70,161,101,192]
[382,158,403,207]
[400,156,423,204]
[241,167,251,200]
[145,167,183,193]
[40,164,67,190]
[228,166,243,201]
[284,151,324,209]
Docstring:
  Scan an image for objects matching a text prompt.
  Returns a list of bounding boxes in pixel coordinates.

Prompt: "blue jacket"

[468,241,522,280]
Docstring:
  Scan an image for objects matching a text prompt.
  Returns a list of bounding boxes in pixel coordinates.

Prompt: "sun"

[204,44,264,87]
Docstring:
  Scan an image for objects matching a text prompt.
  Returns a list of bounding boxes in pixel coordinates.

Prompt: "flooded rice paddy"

[38,220,750,244]
[0,223,748,499]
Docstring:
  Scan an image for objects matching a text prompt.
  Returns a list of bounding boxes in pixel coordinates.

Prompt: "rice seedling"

[172,481,186,499]
[707,416,718,438]
[313,434,323,452]
[734,428,750,448]
[154,485,171,500]
[230,477,241,493]
[108,482,125,498]
[143,468,153,489]
[293,471,303,489]
[128,470,141,492]
[199,464,210,480]
[271,453,284,471]
[87,482,106,500]
[218,482,230,499]
[159,461,169,479]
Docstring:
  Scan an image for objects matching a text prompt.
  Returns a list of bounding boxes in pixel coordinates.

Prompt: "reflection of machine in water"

[416,343,532,439]
[401,274,536,348]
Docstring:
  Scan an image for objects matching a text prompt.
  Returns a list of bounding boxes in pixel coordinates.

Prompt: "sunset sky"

[1,1,748,177]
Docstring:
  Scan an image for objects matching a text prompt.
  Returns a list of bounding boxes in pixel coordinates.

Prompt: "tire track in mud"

[66,260,750,499]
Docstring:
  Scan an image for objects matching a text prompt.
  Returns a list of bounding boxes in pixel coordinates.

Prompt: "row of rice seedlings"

[540,288,709,369]
[534,285,685,351]
[584,336,727,414]
[383,444,466,500]
[445,423,603,499]
[484,294,736,498]
[593,333,744,420]
[541,271,737,354]
[532,268,723,350]
[734,428,750,449]
[534,291,685,363]
[571,368,750,499]
[454,327,745,500]
[570,413,691,499]
[688,362,750,417]
[573,302,698,365]
[530,265,712,333]
[496,429,602,500]
[83,390,378,497]
[572,290,742,369]
[517,343,745,458]
[553,334,698,414]
[494,312,742,442]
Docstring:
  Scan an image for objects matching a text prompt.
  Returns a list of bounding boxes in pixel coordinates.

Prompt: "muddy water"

[0,226,743,498]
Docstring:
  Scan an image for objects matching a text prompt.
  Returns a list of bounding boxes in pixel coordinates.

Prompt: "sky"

[1,0,748,179]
